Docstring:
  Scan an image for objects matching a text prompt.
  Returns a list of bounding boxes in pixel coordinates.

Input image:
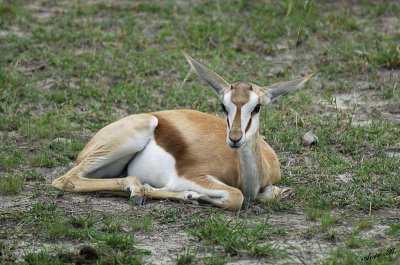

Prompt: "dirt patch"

[315,85,400,126]
[25,2,63,21]
[0,26,29,38]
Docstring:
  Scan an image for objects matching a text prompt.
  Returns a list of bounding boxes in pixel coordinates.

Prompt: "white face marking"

[222,91,236,130]
[222,90,261,148]
[240,92,261,142]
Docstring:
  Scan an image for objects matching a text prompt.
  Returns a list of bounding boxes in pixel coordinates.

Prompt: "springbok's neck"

[237,132,264,201]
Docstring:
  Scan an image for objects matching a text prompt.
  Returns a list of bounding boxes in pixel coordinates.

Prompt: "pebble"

[302,131,319,146]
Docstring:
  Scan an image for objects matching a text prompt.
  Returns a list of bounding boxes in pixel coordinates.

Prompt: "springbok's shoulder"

[258,137,279,161]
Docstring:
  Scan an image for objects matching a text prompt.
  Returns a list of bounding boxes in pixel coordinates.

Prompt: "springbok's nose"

[229,136,242,144]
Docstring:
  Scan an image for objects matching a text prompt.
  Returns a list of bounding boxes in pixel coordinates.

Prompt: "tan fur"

[52,110,280,211]
[152,110,241,187]
[76,114,156,164]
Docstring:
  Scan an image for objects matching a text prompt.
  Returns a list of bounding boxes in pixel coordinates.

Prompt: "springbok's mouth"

[228,141,245,149]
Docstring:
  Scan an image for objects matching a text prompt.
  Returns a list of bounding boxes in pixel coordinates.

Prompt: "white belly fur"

[127,139,229,200]
[127,139,179,188]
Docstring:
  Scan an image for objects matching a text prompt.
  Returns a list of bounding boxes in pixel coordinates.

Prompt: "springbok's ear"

[183,51,230,96]
[261,74,316,104]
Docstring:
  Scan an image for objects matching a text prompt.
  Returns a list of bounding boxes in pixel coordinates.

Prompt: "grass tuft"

[188,214,282,257]
[0,175,23,194]
[103,233,136,250]
[175,248,196,265]
[130,215,153,232]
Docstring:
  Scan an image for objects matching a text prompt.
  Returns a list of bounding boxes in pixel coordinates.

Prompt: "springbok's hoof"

[261,186,293,202]
[196,196,213,207]
[130,194,146,205]
[126,186,146,205]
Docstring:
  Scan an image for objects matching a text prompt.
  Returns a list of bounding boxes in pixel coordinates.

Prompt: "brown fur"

[52,109,281,212]
[152,110,242,188]
[152,110,280,189]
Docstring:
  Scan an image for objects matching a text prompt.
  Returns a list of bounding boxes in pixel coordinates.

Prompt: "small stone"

[302,131,319,147]
[267,66,285,77]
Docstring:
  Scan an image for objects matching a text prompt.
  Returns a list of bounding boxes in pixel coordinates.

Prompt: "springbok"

[52,52,314,211]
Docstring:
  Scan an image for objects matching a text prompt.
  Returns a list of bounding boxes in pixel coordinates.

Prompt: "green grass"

[0,143,24,170]
[0,175,23,194]
[159,209,179,223]
[130,215,153,232]
[12,202,149,263]
[345,236,372,249]
[23,247,146,265]
[387,221,400,238]
[103,233,135,250]
[175,248,197,265]
[352,218,375,235]
[321,213,341,232]
[24,252,65,265]
[188,214,282,257]
[69,213,96,229]
[1,0,400,263]
[322,247,400,265]
[101,213,124,233]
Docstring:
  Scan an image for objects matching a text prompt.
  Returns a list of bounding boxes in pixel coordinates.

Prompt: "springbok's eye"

[252,104,261,115]
[221,103,228,114]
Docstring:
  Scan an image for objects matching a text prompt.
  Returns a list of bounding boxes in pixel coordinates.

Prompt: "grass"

[24,252,65,265]
[0,201,149,263]
[159,209,179,223]
[0,175,23,194]
[321,213,341,232]
[69,213,96,229]
[387,221,400,238]
[22,247,146,265]
[130,215,153,232]
[175,248,197,265]
[0,0,399,263]
[188,214,282,257]
[103,233,135,250]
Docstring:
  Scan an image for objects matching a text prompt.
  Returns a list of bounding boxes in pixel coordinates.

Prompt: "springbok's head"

[184,52,315,149]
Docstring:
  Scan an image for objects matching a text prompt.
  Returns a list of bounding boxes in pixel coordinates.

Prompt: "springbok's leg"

[256,186,293,203]
[190,176,244,211]
[52,114,158,200]
[126,179,243,211]
[149,175,244,211]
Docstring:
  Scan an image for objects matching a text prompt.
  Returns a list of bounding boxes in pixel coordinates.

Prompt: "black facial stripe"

[245,117,252,132]
[221,103,228,114]
[251,104,261,115]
